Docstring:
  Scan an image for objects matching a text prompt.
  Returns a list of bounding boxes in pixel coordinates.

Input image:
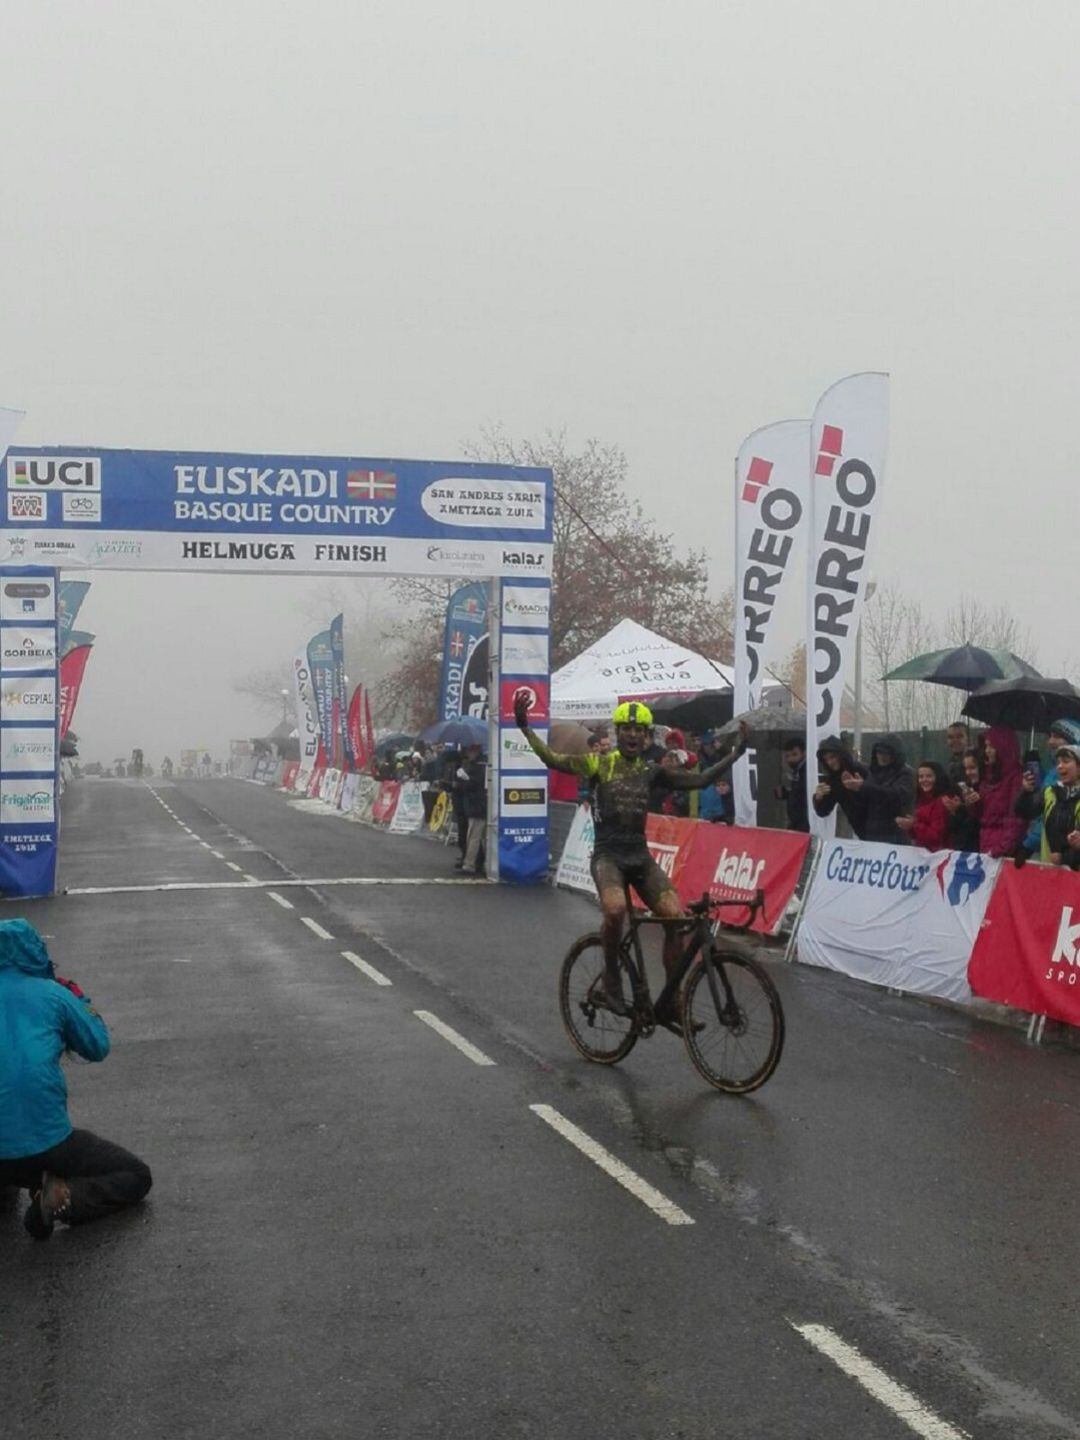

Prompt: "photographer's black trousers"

[0,1129,151,1224]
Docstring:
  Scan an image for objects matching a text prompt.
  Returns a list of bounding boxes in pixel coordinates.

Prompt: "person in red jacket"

[896,762,952,849]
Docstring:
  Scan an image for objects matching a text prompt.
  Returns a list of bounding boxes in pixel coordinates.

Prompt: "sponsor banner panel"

[498,818,548,882]
[555,804,595,894]
[280,761,300,790]
[678,824,810,936]
[0,728,56,774]
[968,864,1080,1026]
[0,529,552,578]
[500,629,548,676]
[292,649,322,773]
[806,374,889,837]
[352,775,378,823]
[307,766,327,798]
[389,781,425,833]
[0,777,55,826]
[501,584,549,630]
[733,419,810,826]
[1,673,56,720]
[500,726,548,773]
[640,815,698,901]
[1,575,55,622]
[371,781,401,826]
[798,840,998,1001]
[0,627,57,671]
[500,777,548,821]
[499,677,549,725]
[339,773,358,811]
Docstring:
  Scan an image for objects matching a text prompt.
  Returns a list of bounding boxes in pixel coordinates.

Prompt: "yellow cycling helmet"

[612,700,653,727]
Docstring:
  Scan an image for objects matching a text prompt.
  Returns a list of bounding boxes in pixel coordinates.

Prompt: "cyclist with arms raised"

[514,693,749,1027]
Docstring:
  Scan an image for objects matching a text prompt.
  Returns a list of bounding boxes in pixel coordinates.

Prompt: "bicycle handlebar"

[686,887,766,919]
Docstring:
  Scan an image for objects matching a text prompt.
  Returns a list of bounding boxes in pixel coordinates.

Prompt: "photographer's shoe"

[24,1174,71,1241]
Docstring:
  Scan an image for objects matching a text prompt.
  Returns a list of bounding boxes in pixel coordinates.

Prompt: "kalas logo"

[711,847,765,895]
[8,456,101,491]
[502,549,544,568]
[1052,907,1080,969]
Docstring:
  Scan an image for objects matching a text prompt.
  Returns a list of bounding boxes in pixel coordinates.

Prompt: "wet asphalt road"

[2,778,1080,1439]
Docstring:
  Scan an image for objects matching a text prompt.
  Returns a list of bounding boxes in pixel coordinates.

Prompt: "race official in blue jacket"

[0,918,151,1240]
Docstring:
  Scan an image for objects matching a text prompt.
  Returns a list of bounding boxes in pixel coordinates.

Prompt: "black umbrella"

[650,688,733,733]
[962,677,1080,731]
[883,644,1041,693]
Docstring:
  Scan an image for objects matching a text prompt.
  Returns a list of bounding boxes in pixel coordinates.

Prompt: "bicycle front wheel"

[682,949,784,1093]
[559,934,638,1065]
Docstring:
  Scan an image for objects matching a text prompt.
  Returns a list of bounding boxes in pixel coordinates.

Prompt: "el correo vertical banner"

[732,420,810,826]
[805,372,889,837]
[292,646,322,789]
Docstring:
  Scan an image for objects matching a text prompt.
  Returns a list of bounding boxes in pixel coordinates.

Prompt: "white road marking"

[200,842,212,850]
[211,850,224,859]
[67,877,488,895]
[225,861,243,872]
[790,1323,969,1440]
[300,916,334,940]
[267,891,294,909]
[414,1010,495,1066]
[529,1104,694,1226]
[242,873,257,882]
[342,950,392,986]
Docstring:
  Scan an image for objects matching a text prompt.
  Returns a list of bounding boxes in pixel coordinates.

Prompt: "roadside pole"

[486,577,501,881]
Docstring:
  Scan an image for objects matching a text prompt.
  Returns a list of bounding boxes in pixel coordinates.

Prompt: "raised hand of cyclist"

[513,689,532,732]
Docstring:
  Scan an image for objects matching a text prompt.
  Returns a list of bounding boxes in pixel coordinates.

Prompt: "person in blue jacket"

[0,918,152,1240]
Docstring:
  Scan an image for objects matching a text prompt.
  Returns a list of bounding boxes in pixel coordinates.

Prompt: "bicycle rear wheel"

[682,949,784,1093]
[559,934,638,1064]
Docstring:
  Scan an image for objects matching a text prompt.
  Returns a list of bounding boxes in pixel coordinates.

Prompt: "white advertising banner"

[806,372,889,837]
[0,776,55,826]
[339,773,358,812]
[500,725,549,773]
[0,573,54,622]
[0,728,56,774]
[0,674,56,721]
[732,419,810,826]
[502,584,550,631]
[350,775,378,823]
[555,803,595,894]
[0,627,57,671]
[292,647,321,780]
[797,840,999,1001]
[389,781,425,833]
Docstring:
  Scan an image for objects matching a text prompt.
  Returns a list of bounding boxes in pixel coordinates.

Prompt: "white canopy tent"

[550,619,735,721]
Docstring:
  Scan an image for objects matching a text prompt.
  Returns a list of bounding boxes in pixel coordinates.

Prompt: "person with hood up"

[812,736,870,837]
[0,919,152,1240]
[839,734,916,843]
[896,761,952,849]
[1015,742,1080,868]
[976,725,1026,857]
[1016,718,1080,861]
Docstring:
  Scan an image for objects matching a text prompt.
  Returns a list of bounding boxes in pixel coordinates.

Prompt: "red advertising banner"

[679,824,810,935]
[307,766,326,798]
[968,864,1080,1026]
[499,677,550,725]
[639,818,809,936]
[59,643,92,740]
[371,781,401,826]
[281,761,299,791]
[347,685,365,770]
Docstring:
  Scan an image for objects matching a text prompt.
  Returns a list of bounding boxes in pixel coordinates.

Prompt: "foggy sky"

[2,1,1078,763]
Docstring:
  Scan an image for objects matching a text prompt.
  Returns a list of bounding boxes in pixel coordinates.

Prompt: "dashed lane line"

[528,1104,694,1227]
[342,950,392,986]
[267,891,295,910]
[242,873,257,883]
[414,1010,495,1066]
[225,861,243,873]
[789,1324,969,1440]
[300,916,335,941]
[211,850,224,859]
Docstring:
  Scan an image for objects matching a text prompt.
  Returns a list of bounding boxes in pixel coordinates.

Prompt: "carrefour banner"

[806,373,888,837]
[0,566,59,898]
[440,581,488,721]
[797,839,998,1001]
[0,448,553,578]
[732,419,810,826]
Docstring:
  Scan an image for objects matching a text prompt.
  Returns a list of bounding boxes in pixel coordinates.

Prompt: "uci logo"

[8,456,101,491]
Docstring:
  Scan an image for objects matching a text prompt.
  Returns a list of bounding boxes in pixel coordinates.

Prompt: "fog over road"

[2,778,1079,1439]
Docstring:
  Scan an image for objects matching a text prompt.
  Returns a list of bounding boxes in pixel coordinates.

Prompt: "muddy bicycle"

[558,889,784,1093]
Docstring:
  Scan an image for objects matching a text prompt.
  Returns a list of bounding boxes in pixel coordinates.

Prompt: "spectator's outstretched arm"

[57,983,110,1062]
[663,730,748,791]
[812,788,838,818]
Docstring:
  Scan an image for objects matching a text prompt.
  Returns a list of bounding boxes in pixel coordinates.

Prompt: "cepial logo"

[1052,907,1080,968]
[8,456,101,491]
[814,425,844,477]
[741,456,773,504]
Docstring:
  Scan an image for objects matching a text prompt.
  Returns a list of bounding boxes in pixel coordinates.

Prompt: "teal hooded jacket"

[0,919,110,1159]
